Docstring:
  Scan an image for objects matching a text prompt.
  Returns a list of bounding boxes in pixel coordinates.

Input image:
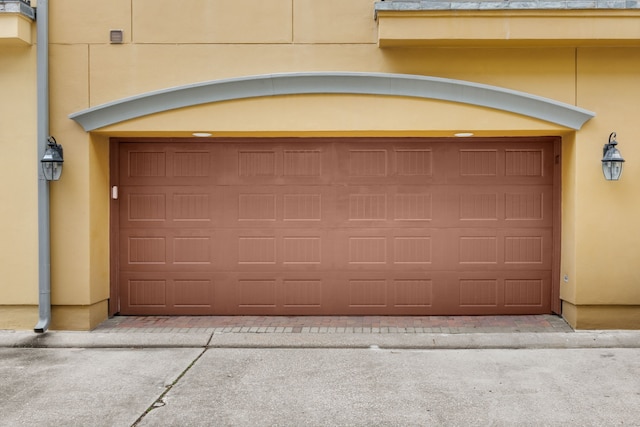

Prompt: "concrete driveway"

[1,341,639,426]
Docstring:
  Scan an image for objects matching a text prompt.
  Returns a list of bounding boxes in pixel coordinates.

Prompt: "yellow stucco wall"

[572,48,640,312]
[0,12,33,44]
[3,0,640,329]
[0,40,38,326]
[546,47,640,328]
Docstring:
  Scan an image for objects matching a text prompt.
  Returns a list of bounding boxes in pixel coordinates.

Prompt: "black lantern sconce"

[602,132,625,181]
[41,136,64,181]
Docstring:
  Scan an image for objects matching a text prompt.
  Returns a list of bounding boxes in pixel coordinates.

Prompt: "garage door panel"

[392,235,434,267]
[503,146,554,182]
[281,146,334,184]
[503,273,551,309]
[429,187,541,228]
[234,190,279,223]
[226,229,333,271]
[333,228,440,270]
[503,231,553,269]
[445,228,553,271]
[280,273,339,315]
[223,143,335,186]
[170,188,221,225]
[237,278,278,309]
[117,138,556,315]
[342,273,443,315]
[446,142,554,185]
[119,272,218,315]
[215,273,331,315]
[455,147,501,181]
[392,186,434,223]
[456,189,501,223]
[119,145,169,186]
[282,235,326,268]
[282,278,324,309]
[120,143,223,186]
[335,143,442,186]
[439,228,499,270]
[393,147,434,179]
[120,229,219,271]
[504,185,554,225]
[223,185,335,226]
[171,233,217,267]
[335,143,389,181]
[347,278,391,311]
[282,191,327,223]
[120,188,168,225]
[338,186,390,224]
[212,273,443,315]
[439,185,553,227]
[336,186,439,227]
[392,277,434,309]
[440,271,551,315]
[120,186,222,228]
[121,274,169,311]
[120,230,169,267]
[336,231,389,269]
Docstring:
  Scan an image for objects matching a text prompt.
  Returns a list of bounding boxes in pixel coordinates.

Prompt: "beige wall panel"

[379,48,577,105]
[563,302,640,330]
[0,46,38,304]
[87,45,574,107]
[96,94,568,136]
[133,0,292,44]
[0,303,107,331]
[0,307,37,330]
[88,44,386,104]
[50,44,90,126]
[0,46,36,131]
[50,301,108,330]
[49,44,92,305]
[50,0,131,44]
[293,0,376,44]
[573,48,640,305]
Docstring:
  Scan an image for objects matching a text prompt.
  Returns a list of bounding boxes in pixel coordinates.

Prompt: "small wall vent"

[110,29,124,44]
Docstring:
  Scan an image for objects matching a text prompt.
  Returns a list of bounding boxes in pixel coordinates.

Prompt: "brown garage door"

[115,138,557,315]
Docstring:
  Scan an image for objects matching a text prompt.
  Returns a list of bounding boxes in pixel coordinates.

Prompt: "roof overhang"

[375,1,640,48]
[0,1,35,45]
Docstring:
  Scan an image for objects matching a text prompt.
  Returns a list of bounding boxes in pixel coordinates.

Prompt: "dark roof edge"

[0,0,35,20]
[375,0,640,12]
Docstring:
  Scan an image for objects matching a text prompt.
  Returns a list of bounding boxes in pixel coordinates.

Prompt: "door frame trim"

[109,139,120,316]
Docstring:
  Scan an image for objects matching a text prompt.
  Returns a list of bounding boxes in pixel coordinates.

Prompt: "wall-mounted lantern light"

[602,132,625,181]
[41,136,64,181]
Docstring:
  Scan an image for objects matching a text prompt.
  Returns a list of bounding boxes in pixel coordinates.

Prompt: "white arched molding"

[69,72,595,131]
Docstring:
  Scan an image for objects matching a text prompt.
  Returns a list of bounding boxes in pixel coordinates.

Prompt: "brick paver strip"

[93,314,573,334]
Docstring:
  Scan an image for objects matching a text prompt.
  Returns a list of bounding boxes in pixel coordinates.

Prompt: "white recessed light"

[192,132,212,137]
[454,132,474,137]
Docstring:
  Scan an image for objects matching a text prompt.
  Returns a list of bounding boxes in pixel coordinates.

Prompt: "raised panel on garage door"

[116,138,556,315]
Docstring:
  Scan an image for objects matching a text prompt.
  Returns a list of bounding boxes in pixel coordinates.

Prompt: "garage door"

[116,138,556,315]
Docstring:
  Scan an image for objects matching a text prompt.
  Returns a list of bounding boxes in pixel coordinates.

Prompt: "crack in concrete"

[130,332,215,427]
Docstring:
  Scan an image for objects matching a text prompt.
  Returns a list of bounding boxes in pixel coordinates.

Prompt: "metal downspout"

[34,0,50,333]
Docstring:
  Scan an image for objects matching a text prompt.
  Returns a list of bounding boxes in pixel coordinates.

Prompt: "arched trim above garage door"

[69,72,595,131]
